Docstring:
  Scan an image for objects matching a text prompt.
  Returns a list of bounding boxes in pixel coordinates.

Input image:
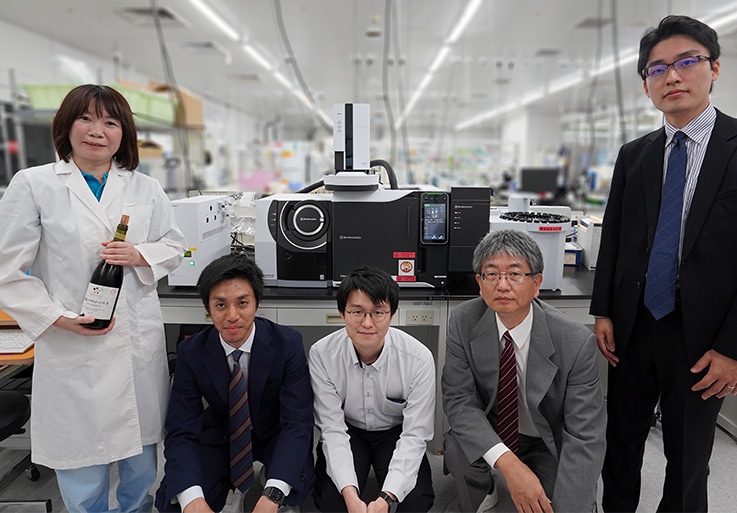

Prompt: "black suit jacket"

[590,109,737,365]
[155,318,315,511]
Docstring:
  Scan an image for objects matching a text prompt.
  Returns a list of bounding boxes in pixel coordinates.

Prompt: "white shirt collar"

[495,306,534,350]
[219,322,256,357]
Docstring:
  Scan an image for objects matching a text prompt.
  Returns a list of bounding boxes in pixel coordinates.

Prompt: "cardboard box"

[138,140,163,160]
[578,216,603,270]
[147,80,203,129]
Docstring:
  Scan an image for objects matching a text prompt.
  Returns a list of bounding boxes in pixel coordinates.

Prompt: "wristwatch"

[262,486,285,506]
[379,491,398,513]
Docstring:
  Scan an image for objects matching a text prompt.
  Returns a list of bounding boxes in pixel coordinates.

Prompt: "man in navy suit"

[156,254,314,512]
[591,15,737,512]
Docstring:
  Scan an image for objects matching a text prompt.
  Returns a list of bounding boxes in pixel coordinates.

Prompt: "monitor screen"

[518,167,560,194]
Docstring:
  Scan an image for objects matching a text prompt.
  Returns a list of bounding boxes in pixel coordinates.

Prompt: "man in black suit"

[591,14,737,512]
[156,254,314,512]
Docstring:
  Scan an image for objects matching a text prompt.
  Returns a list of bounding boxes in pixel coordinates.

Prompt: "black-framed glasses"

[642,55,711,79]
[479,271,536,286]
[345,310,391,322]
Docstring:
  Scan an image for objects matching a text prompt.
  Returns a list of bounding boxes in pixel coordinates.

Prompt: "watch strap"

[262,486,285,506]
[379,491,398,513]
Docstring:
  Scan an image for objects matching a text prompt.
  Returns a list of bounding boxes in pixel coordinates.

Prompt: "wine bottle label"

[81,283,119,319]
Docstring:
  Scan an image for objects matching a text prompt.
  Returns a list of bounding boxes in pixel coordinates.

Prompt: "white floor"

[1,424,736,512]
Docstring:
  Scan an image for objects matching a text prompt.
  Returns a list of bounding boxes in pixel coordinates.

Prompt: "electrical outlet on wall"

[405,309,436,325]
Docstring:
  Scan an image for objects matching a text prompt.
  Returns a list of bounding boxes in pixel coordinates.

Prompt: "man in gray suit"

[443,230,605,513]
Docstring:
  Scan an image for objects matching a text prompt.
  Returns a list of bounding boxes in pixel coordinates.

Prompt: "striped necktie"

[229,349,254,492]
[497,331,519,454]
[644,130,687,320]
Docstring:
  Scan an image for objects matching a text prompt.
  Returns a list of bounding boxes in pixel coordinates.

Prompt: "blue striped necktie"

[229,349,254,492]
[497,331,519,454]
[644,131,687,320]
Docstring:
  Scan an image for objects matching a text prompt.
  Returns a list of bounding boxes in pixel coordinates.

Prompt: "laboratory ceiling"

[3,0,737,138]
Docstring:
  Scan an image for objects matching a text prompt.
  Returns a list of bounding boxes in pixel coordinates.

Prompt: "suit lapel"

[203,328,230,406]
[468,308,501,406]
[525,302,558,420]
[682,111,737,259]
[248,318,276,419]
[641,128,667,245]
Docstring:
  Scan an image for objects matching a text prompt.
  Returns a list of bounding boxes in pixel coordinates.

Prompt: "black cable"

[382,0,398,168]
[370,159,398,189]
[610,0,628,146]
[298,179,325,194]
[149,0,194,192]
[273,0,332,135]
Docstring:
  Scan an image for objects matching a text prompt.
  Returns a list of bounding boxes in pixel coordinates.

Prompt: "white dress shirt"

[177,324,291,510]
[309,326,436,502]
[482,307,541,469]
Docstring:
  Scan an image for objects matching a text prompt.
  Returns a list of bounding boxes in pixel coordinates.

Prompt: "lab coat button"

[96,445,105,453]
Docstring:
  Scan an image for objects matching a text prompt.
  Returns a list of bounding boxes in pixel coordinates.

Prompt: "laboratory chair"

[0,390,52,511]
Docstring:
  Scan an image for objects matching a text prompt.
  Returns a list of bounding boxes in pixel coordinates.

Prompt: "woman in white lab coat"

[0,85,186,513]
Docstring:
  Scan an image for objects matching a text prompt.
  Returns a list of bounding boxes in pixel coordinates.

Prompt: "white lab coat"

[0,160,186,469]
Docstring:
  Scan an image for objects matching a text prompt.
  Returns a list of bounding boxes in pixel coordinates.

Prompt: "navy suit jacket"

[590,109,737,365]
[155,317,315,511]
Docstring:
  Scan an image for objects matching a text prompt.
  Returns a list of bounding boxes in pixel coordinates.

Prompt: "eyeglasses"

[479,271,536,286]
[345,310,391,322]
[642,55,711,80]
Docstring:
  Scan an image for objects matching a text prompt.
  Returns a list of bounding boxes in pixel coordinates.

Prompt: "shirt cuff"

[176,485,204,510]
[264,478,292,498]
[482,442,511,469]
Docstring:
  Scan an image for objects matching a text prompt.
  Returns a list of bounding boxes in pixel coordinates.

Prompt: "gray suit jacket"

[442,298,605,512]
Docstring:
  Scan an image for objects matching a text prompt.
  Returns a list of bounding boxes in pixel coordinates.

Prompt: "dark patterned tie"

[644,131,687,320]
[229,350,254,492]
[497,331,519,454]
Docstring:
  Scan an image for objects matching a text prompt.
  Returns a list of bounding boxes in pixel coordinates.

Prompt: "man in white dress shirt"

[309,266,436,513]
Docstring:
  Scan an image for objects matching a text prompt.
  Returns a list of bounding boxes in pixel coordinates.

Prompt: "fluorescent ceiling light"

[188,0,240,41]
[519,89,545,106]
[272,71,294,91]
[590,51,637,78]
[455,1,737,132]
[395,73,434,128]
[548,71,584,94]
[429,46,451,73]
[396,0,485,130]
[243,44,272,71]
[704,2,737,30]
[446,0,484,44]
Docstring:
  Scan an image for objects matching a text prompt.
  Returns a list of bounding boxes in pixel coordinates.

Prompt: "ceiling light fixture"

[455,3,737,132]
[243,44,273,72]
[429,46,451,73]
[241,45,332,129]
[395,0,485,130]
[446,0,484,44]
[188,0,240,41]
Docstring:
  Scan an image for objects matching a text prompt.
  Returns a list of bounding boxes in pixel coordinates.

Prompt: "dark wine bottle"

[80,215,130,329]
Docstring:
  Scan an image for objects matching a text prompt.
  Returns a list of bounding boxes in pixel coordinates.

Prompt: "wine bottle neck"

[113,225,128,242]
